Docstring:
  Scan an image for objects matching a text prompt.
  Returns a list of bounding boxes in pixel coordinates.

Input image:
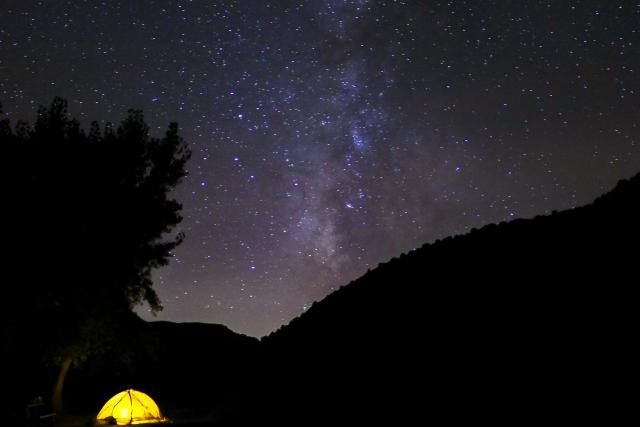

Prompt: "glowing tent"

[96,389,165,425]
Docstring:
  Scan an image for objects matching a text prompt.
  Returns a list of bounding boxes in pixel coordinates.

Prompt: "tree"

[1,98,191,417]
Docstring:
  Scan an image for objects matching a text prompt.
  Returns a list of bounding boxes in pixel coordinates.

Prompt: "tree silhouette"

[1,98,191,417]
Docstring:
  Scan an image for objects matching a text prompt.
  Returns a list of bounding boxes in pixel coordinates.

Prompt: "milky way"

[1,1,638,336]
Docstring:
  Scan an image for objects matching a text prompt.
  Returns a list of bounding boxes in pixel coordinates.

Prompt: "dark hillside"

[256,173,639,425]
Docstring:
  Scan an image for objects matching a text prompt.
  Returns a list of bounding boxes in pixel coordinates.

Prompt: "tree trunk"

[52,356,72,414]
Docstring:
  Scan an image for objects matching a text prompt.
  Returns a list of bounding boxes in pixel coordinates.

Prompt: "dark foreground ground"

[57,415,231,427]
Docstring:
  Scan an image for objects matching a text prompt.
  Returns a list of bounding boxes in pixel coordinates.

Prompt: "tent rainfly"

[96,389,165,425]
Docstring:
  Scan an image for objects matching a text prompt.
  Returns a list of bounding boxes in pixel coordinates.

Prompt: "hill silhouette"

[253,172,639,425]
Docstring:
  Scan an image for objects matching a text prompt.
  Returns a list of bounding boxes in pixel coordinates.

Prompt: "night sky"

[1,1,638,337]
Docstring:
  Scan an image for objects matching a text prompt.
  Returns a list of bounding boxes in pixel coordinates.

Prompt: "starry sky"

[1,1,638,337]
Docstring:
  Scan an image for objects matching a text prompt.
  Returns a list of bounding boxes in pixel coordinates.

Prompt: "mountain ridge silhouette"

[253,172,638,425]
[265,172,639,343]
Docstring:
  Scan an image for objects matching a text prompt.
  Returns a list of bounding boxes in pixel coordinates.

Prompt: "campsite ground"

[56,415,223,426]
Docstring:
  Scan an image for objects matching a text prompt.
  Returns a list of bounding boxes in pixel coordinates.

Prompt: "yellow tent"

[96,389,165,425]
